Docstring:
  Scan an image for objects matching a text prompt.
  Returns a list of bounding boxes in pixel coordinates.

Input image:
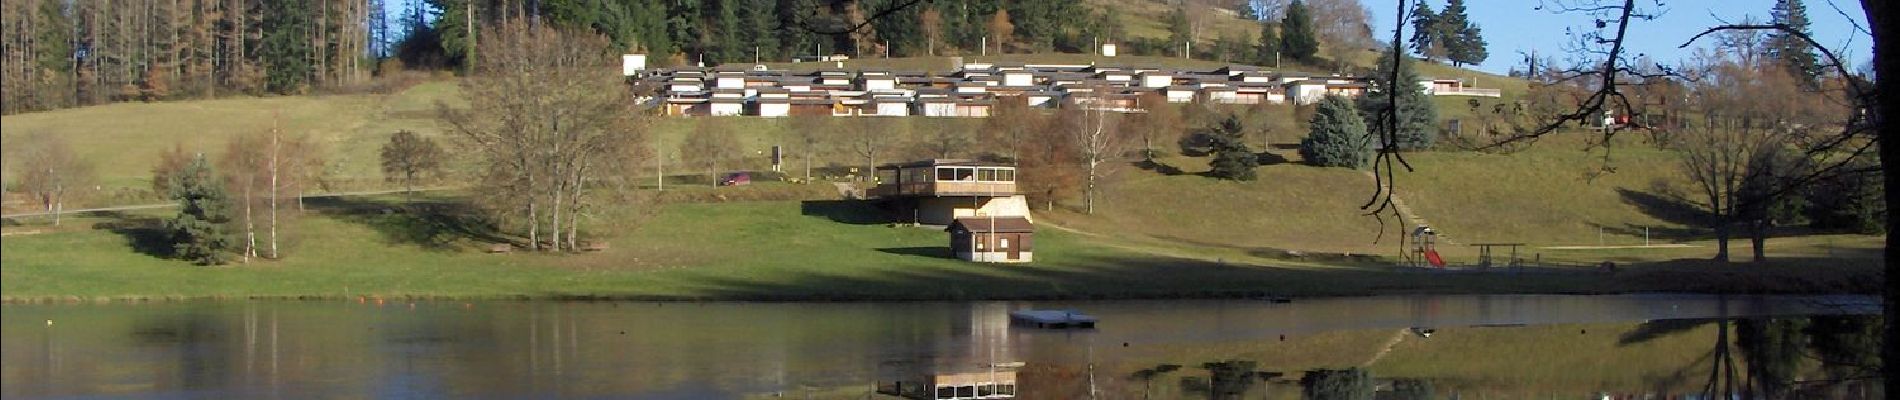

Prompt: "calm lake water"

[1,294,1881,399]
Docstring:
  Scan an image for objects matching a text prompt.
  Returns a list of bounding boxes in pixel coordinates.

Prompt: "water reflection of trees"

[1623,314,1885,399]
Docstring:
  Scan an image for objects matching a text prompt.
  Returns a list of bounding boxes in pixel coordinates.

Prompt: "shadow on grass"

[1134,159,1186,176]
[1255,151,1291,166]
[877,246,953,259]
[90,211,173,258]
[1617,188,1709,227]
[800,200,893,225]
[1619,318,1715,346]
[306,196,512,250]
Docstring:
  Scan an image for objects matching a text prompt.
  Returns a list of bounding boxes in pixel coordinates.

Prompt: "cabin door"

[1005,235,1020,260]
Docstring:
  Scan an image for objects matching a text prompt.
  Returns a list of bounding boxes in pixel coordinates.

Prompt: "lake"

[1,294,1882,399]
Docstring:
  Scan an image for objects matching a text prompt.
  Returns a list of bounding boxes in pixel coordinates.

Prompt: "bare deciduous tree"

[790,115,832,181]
[912,117,971,159]
[681,119,743,184]
[380,130,444,196]
[14,133,95,225]
[1058,91,1128,215]
[842,118,895,182]
[151,143,194,199]
[438,21,645,252]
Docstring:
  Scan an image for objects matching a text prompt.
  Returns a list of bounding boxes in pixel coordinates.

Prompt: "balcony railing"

[870,181,1017,198]
[1436,88,1503,97]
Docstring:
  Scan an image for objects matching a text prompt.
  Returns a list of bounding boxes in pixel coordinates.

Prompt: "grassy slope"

[3,190,1879,301]
[0,81,459,201]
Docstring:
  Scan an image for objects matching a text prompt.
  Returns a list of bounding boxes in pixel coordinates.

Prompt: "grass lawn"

[2,188,1880,301]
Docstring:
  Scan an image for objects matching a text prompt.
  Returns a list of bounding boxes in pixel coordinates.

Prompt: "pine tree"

[1167,6,1192,52]
[166,155,234,265]
[1454,23,1488,66]
[1205,116,1259,181]
[1358,50,1439,151]
[741,1,780,62]
[1768,0,1819,83]
[1279,0,1319,62]
[709,0,742,63]
[1255,21,1280,66]
[1407,1,1438,60]
[1301,95,1371,169]
[259,0,313,94]
[777,0,817,58]
[1439,0,1486,67]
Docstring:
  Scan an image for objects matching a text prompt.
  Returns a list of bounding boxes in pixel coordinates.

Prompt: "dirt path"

[1361,171,1457,245]
[1037,218,1257,265]
[1,188,445,219]
[1360,328,1411,367]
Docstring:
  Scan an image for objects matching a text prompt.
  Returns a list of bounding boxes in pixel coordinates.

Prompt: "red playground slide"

[1424,250,1447,268]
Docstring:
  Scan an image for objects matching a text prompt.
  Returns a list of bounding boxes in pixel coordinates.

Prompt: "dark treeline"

[0,0,1142,115]
[401,0,1107,68]
[1,0,377,114]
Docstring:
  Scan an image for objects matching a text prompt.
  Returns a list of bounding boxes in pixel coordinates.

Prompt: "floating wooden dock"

[1009,309,1097,329]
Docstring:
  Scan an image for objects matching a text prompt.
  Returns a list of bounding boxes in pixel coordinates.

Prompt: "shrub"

[1300,95,1371,169]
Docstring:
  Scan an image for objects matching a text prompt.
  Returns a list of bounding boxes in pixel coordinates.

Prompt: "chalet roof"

[947,217,1036,234]
[879,159,1014,169]
[1217,65,1264,74]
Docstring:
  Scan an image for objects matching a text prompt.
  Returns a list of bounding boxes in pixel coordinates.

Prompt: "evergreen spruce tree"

[1204,116,1259,181]
[741,1,781,62]
[1357,50,1439,151]
[1769,0,1820,83]
[710,0,744,63]
[1255,21,1280,66]
[1407,1,1438,60]
[259,0,314,94]
[1438,0,1485,67]
[1279,0,1319,62]
[165,156,234,265]
[1167,6,1193,53]
[1454,23,1489,66]
[777,0,818,58]
[1301,95,1372,169]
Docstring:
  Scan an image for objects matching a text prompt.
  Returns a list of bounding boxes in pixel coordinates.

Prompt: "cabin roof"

[879,159,1014,169]
[948,217,1036,234]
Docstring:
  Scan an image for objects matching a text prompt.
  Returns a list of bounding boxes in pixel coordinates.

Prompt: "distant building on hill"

[634,62,1398,117]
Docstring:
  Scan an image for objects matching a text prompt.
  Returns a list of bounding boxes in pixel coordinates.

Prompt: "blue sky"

[1366,0,1873,74]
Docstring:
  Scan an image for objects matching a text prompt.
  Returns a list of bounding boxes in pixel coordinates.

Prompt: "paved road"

[1,188,438,219]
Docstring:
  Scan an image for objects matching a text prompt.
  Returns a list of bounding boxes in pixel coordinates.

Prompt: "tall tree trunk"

[549,179,563,251]
[1749,220,1766,263]
[243,180,255,262]
[268,127,279,259]
[526,201,539,251]
[567,166,583,250]
[1713,220,1730,263]
[51,183,62,226]
[1859,2,1899,395]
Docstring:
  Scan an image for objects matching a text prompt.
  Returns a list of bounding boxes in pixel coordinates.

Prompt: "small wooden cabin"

[947,217,1034,263]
